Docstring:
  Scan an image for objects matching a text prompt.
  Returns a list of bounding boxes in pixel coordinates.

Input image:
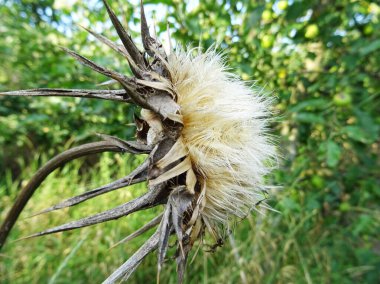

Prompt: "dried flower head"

[0,1,276,283]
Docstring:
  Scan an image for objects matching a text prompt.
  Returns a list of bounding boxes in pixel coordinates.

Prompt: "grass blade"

[48,234,88,284]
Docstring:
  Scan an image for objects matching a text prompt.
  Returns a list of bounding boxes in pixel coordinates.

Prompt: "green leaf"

[278,197,301,213]
[326,140,341,168]
[294,113,324,124]
[359,39,380,56]
[342,126,378,144]
[289,98,329,113]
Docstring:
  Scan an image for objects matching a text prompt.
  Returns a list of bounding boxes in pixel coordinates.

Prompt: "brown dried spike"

[104,230,160,284]
[60,47,133,88]
[140,0,155,56]
[110,213,163,248]
[59,47,155,111]
[0,88,131,102]
[23,186,166,239]
[102,0,145,68]
[79,25,143,77]
[157,203,172,274]
[29,158,149,217]
[96,134,153,154]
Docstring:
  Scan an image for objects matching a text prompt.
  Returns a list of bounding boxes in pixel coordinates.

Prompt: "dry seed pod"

[0,1,276,283]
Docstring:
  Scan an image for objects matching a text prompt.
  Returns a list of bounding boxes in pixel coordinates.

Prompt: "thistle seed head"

[0,1,277,283]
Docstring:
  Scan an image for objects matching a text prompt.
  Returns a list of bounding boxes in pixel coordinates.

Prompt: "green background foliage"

[1,0,379,283]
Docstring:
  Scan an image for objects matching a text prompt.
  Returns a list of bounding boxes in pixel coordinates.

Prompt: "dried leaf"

[149,157,192,186]
[145,92,181,120]
[186,168,197,194]
[136,78,174,96]
[156,138,187,169]
[166,113,184,124]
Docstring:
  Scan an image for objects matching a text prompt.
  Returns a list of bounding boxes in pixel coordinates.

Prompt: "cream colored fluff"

[164,48,276,228]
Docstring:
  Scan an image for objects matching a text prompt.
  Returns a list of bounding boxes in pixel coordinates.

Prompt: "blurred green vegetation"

[0,0,379,283]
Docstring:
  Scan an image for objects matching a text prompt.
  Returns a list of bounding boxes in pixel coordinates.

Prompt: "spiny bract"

[0,1,276,283]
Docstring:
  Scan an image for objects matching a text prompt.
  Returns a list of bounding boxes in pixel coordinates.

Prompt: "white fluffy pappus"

[165,48,277,228]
